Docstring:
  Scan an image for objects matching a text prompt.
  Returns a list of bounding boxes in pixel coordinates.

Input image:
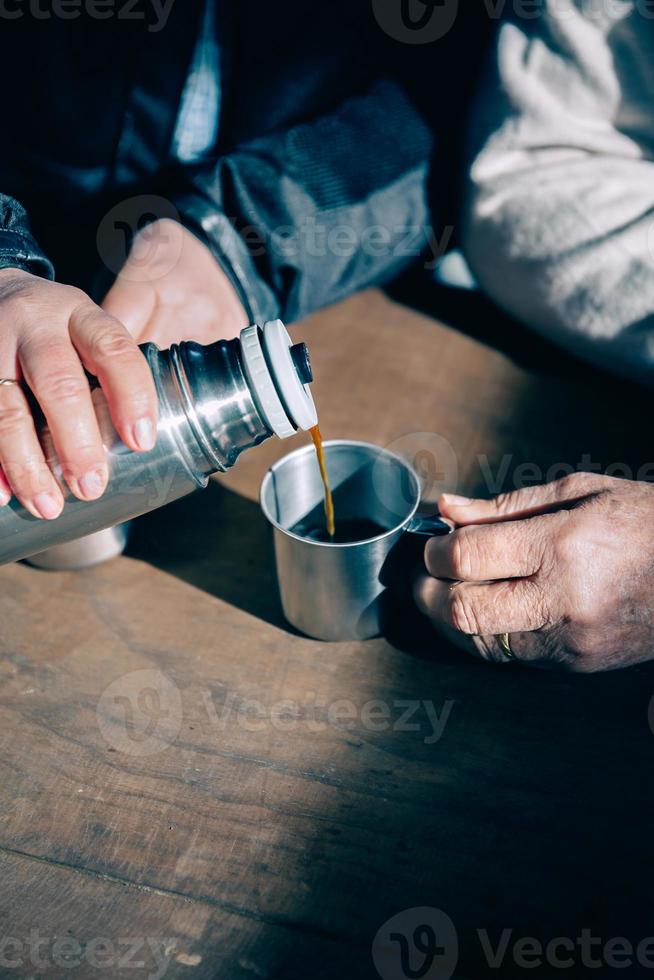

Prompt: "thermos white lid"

[240,320,318,438]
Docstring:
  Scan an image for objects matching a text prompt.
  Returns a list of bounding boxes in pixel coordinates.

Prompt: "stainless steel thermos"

[0,319,317,567]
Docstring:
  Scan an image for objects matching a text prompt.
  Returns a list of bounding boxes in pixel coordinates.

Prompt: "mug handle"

[404,514,451,538]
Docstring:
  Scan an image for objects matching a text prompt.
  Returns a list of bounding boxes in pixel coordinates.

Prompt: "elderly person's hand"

[414,473,654,672]
[102,218,248,348]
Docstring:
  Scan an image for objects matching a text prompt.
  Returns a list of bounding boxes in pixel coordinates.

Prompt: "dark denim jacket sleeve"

[172,78,434,325]
[0,195,54,280]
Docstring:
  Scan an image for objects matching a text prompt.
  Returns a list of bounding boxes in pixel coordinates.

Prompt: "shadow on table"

[126,480,296,633]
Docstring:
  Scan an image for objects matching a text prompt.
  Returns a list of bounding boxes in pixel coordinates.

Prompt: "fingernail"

[441,494,471,506]
[79,468,107,500]
[33,492,62,520]
[133,417,155,451]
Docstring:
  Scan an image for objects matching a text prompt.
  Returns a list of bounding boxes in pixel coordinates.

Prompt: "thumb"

[439,472,610,526]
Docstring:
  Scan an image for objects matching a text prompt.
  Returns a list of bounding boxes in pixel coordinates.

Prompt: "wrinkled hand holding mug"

[415,473,654,672]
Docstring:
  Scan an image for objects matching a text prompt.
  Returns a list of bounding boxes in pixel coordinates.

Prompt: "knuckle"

[549,531,600,626]
[559,472,585,491]
[3,457,50,492]
[0,403,30,435]
[0,274,41,307]
[3,293,42,331]
[59,443,104,470]
[92,328,138,362]
[568,586,603,629]
[8,282,83,324]
[38,373,88,404]
[492,490,517,516]
[557,471,604,497]
[449,590,481,635]
[59,286,87,310]
[551,517,579,566]
[450,530,475,580]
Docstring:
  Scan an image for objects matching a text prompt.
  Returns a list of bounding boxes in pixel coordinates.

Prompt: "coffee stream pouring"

[0,320,319,567]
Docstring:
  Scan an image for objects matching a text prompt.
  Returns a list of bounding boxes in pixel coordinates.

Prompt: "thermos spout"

[290,343,313,385]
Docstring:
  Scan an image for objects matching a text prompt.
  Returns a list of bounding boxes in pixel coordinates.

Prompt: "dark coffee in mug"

[261,440,450,640]
[290,517,387,544]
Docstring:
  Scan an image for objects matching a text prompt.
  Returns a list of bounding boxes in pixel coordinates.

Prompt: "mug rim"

[259,438,421,549]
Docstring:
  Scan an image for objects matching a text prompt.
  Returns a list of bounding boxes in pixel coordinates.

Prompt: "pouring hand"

[0,269,157,518]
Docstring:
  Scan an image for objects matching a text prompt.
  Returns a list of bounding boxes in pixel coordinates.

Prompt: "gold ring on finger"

[497,632,516,661]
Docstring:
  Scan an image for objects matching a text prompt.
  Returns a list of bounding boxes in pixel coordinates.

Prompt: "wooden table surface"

[1,290,653,980]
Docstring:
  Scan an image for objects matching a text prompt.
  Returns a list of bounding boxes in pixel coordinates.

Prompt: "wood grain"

[0,290,652,979]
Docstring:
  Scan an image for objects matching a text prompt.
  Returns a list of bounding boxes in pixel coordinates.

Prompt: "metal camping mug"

[260,440,450,641]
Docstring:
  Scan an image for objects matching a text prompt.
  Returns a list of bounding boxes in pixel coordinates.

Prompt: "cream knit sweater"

[463,0,654,384]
